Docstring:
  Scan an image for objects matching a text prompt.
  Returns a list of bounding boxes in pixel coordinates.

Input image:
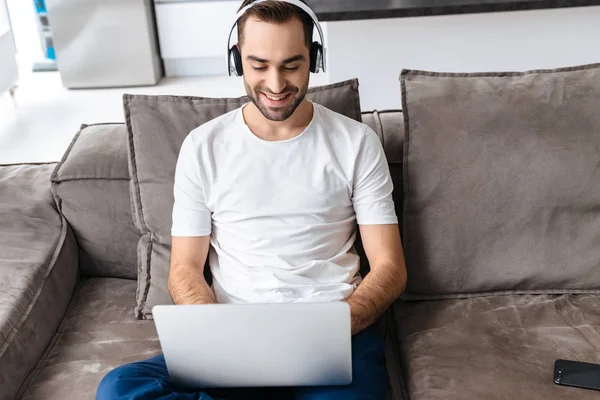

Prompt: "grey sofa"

[2,63,600,400]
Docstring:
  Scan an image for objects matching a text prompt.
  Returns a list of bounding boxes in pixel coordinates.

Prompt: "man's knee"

[96,362,158,400]
[97,363,134,397]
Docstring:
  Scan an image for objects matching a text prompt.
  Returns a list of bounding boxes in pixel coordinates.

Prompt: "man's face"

[239,17,310,122]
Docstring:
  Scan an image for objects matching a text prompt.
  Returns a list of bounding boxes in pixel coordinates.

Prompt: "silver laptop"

[152,302,352,389]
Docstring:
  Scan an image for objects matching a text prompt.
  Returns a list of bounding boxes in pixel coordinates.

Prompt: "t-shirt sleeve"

[171,135,212,237]
[352,126,398,225]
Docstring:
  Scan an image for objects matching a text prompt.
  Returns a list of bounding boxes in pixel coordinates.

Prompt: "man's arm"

[346,224,407,335]
[168,235,216,305]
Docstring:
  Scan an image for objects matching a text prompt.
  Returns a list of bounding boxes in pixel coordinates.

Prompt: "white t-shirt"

[171,102,397,304]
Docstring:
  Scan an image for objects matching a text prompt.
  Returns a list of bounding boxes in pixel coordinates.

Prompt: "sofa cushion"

[362,110,404,164]
[51,123,139,279]
[401,63,600,298]
[19,278,404,400]
[18,278,161,400]
[125,79,364,319]
[0,163,79,400]
[395,294,600,399]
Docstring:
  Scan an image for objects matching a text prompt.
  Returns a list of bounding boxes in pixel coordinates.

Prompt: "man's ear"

[232,43,244,76]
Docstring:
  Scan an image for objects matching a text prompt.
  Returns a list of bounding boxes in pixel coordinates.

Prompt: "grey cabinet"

[45,0,162,88]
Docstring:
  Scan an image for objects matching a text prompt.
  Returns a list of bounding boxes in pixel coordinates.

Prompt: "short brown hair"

[237,0,314,48]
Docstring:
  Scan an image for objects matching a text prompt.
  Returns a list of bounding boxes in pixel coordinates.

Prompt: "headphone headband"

[227,0,326,75]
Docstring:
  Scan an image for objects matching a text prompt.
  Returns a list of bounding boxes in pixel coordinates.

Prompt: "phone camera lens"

[555,370,563,384]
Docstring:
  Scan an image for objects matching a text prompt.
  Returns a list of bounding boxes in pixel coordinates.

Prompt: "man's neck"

[243,100,313,142]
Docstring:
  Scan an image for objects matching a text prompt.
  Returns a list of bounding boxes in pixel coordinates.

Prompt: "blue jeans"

[96,328,387,400]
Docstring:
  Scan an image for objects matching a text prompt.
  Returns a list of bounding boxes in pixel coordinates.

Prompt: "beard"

[244,81,308,122]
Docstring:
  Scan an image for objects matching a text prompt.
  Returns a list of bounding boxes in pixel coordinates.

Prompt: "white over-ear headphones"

[227,0,327,76]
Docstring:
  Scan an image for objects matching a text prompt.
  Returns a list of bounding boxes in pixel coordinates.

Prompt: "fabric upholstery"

[0,163,79,400]
[51,123,139,279]
[362,110,404,164]
[125,79,364,319]
[19,278,161,400]
[401,63,600,298]
[395,294,600,399]
[18,278,407,400]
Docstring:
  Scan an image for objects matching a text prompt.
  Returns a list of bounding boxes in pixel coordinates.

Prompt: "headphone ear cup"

[309,41,322,73]
[230,45,243,76]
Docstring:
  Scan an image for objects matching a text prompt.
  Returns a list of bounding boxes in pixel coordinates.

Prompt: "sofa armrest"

[0,163,79,400]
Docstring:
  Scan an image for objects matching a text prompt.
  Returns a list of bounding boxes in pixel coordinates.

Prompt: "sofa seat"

[20,278,161,399]
[20,277,406,400]
[396,294,600,399]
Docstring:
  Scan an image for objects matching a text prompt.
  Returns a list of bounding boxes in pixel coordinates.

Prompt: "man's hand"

[168,236,217,305]
[346,224,407,335]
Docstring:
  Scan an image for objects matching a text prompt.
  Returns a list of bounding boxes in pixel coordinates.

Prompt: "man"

[97,0,407,398]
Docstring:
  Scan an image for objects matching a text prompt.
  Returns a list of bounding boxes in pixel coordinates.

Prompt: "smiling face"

[239,16,311,122]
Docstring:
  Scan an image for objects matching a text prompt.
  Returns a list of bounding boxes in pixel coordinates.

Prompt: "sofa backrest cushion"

[401,63,600,299]
[51,124,139,279]
[125,79,368,319]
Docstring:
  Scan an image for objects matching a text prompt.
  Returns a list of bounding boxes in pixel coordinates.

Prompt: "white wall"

[154,4,600,110]
[5,0,45,70]
[0,0,9,36]
[324,6,600,111]
[0,0,18,95]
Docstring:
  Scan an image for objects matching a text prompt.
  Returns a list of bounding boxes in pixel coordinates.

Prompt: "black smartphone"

[554,359,600,391]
